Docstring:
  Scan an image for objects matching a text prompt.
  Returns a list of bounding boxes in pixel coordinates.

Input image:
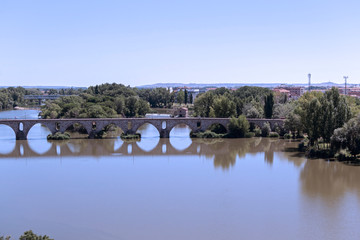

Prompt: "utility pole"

[308,73,311,92]
[344,76,349,95]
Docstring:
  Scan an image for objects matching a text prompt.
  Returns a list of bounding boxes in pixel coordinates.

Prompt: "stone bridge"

[0,118,284,140]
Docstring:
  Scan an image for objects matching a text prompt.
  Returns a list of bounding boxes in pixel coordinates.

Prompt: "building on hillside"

[273,87,305,99]
[188,89,200,103]
[173,87,204,103]
[338,87,360,96]
[273,88,291,98]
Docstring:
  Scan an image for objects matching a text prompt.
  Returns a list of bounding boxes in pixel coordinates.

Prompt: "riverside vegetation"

[4,83,360,161]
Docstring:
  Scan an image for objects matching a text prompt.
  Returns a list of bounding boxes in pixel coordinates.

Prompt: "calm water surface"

[1,110,360,240]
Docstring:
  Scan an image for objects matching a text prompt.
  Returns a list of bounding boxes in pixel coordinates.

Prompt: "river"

[1,110,360,240]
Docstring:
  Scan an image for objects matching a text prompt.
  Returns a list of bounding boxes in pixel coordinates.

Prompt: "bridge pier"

[160,130,169,138]
[16,131,27,140]
[88,131,97,139]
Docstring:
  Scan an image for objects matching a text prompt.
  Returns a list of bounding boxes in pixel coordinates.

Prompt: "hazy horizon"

[1,0,359,87]
[0,80,355,89]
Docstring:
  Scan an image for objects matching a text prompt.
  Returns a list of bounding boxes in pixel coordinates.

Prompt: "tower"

[344,76,349,95]
[308,73,311,92]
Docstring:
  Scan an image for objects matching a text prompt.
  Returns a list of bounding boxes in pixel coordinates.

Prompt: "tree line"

[193,86,284,118]
[40,83,178,118]
[283,88,360,158]
[0,87,42,110]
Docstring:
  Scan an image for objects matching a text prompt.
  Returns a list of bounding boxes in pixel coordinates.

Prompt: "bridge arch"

[61,122,91,138]
[27,123,53,139]
[0,124,16,140]
[99,123,125,138]
[167,121,198,136]
[200,120,229,133]
[134,122,161,137]
[205,123,228,134]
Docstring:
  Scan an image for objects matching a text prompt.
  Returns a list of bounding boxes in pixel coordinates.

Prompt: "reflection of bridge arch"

[116,139,198,155]
[0,138,296,170]
[136,137,160,152]
[0,124,16,139]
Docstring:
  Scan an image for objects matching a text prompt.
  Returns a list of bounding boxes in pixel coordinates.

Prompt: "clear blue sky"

[0,0,359,87]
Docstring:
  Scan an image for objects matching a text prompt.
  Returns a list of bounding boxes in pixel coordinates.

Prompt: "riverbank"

[14,106,41,110]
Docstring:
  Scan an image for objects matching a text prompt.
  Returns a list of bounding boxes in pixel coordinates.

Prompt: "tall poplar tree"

[264,93,274,119]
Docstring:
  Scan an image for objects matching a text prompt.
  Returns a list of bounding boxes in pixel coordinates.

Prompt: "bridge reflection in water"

[0,137,304,170]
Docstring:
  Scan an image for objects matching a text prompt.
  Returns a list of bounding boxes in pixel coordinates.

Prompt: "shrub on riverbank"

[47,132,70,140]
[269,132,279,138]
[261,122,271,137]
[227,115,250,138]
[244,132,255,138]
[190,130,225,138]
[253,127,262,137]
[121,133,141,140]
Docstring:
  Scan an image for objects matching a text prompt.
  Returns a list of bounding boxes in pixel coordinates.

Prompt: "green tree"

[47,89,58,95]
[242,102,262,118]
[212,95,236,118]
[284,112,302,138]
[261,122,271,137]
[125,96,138,117]
[227,115,250,137]
[273,102,294,119]
[303,98,322,146]
[20,230,53,240]
[114,96,125,115]
[184,89,188,104]
[189,93,193,104]
[264,93,274,118]
[176,90,185,105]
[295,88,351,146]
[194,92,215,117]
[136,99,150,117]
[87,105,107,118]
[331,116,360,158]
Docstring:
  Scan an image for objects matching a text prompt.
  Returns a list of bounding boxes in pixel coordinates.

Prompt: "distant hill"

[137,82,354,89]
[138,83,281,89]
[0,82,355,90]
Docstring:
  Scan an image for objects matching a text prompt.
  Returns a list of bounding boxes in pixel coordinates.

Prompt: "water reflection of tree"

[52,138,118,156]
[4,137,309,172]
[300,159,360,200]
[196,138,292,170]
